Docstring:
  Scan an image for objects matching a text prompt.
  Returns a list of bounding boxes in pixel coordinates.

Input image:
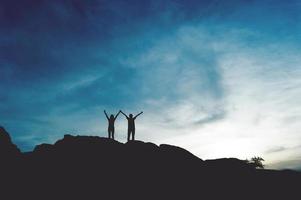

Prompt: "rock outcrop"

[0,128,300,200]
[0,127,21,158]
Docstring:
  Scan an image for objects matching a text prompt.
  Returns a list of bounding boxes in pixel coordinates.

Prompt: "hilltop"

[0,127,300,200]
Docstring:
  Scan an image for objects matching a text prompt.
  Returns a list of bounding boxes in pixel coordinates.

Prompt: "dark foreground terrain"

[0,127,300,200]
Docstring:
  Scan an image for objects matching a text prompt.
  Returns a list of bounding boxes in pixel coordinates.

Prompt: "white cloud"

[122,23,301,169]
[12,22,301,170]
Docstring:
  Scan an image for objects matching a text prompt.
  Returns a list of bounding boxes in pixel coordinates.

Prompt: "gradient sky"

[1,0,301,170]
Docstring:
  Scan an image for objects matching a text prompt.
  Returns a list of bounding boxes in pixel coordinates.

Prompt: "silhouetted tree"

[251,157,265,169]
[245,157,265,169]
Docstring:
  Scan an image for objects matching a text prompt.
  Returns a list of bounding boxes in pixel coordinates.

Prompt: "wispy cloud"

[127,22,301,170]
[1,0,301,170]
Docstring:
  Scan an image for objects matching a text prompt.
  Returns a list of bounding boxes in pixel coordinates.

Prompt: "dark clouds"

[1,0,301,160]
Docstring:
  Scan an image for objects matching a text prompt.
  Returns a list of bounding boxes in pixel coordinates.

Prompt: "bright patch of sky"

[1,0,301,169]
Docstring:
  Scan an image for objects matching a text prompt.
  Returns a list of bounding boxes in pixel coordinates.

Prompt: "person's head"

[110,114,114,119]
[129,114,133,118]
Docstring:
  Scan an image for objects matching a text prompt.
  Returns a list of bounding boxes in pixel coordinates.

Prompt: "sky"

[1,0,301,170]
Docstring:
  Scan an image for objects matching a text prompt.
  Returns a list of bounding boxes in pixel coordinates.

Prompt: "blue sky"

[1,0,301,169]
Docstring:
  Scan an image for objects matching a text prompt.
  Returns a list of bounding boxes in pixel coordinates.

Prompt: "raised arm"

[104,110,109,120]
[120,111,129,119]
[134,111,143,119]
[114,110,121,120]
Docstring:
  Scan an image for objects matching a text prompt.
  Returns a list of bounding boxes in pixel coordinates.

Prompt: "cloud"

[268,158,301,170]
[194,110,226,126]
[1,0,301,170]
[265,146,287,154]
[127,21,301,169]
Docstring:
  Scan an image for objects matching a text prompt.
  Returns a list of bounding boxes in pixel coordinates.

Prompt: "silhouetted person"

[104,110,121,139]
[120,111,143,142]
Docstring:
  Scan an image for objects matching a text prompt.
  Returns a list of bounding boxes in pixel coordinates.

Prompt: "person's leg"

[112,127,115,140]
[108,127,111,138]
[127,129,131,142]
[132,129,135,141]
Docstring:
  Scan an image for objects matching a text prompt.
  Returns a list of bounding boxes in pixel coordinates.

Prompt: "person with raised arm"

[104,110,121,140]
[120,111,143,142]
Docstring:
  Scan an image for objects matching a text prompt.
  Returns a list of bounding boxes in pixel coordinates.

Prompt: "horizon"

[1,0,301,170]
[1,126,300,171]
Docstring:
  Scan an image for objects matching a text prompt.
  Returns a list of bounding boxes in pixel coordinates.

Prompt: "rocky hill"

[0,127,21,158]
[0,127,300,200]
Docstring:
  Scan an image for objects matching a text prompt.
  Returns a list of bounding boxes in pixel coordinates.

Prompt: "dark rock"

[0,128,300,200]
[33,143,54,153]
[0,127,21,158]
